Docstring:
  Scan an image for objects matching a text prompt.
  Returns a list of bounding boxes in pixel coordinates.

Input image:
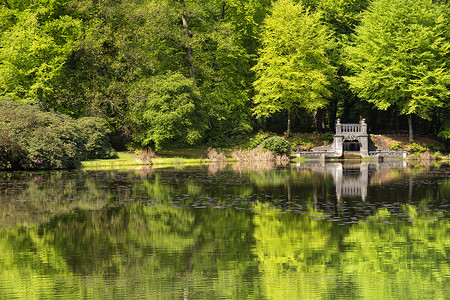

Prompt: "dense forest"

[1,0,450,151]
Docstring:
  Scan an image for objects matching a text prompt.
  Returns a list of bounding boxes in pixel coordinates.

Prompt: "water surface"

[0,161,449,299]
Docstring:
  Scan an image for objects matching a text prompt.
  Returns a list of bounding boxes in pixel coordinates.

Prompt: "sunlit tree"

[344,0,450,140]
[252,0,335,137]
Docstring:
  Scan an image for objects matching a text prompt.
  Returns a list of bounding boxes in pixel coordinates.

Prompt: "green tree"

[252,0,335,137]
[306,0,370,129]
[344,0,450,141]
[127,72,207,151]
[0,1,81,103]
[61,0,263,146]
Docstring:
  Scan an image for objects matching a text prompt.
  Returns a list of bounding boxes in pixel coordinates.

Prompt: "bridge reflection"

[295,161,407,201]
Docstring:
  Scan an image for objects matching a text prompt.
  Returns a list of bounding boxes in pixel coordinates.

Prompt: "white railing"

[341,124,361,133]
[335,119,367,135]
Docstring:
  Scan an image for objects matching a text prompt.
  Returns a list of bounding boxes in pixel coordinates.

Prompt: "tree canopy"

[1,0,450,149]
[252,0,335,137]
[344,0,450,140]
[127,72,207,151]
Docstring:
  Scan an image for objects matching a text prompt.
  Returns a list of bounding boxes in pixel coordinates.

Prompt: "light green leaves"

[0,4,81,102]
[344,0,450,121]
[252,0,335,118]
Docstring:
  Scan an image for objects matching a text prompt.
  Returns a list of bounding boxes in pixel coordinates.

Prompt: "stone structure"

[297,119,407,159]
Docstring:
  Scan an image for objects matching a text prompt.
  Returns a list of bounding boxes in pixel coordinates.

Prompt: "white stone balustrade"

[336,119,367,135]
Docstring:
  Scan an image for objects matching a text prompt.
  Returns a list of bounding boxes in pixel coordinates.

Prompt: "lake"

[0,161,449,299]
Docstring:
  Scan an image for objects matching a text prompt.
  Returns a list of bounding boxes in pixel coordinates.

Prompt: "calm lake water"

[0,161,449,299]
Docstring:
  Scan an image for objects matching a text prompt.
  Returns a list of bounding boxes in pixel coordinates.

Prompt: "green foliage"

[252,0,335,118]
[390,141,403,150]
[408,142,428,154]
[320,131,333,143]
[261,136,291,155]
[344,0,450,135]
[305,0,370,35]
[292,140,315,150]
[127,73,208,151]
[291,136,313,150]
[244,131,271,150]
[1,0,449,146]
[290,133,327,150]
[76,117,118,159]
[54,0,257,143]
[0,98,116,170]
[438,117,450,140]
[0,2,81,103]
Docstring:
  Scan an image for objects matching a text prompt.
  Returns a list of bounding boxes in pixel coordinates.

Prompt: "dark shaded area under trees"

[1,0,450,153]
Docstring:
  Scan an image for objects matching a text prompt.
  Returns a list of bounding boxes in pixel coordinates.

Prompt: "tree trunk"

[3,1,11,9]
[178,0,195,79]
[287,111,291,138]
[312,110,317,129]
[408,114,414,141]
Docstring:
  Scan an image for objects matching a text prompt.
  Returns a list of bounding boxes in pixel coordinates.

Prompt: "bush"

[320,132,333,143]
[291,134,316,150]
[0,98,116,170]
[77,117,117,159]
[408,142,427,154]
[0,131,29,169]
[261,136,291,155]
[389,141,403,150]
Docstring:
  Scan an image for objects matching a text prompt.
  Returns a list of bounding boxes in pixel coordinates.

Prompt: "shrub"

[389,141,403,150]
[290,134,318,150]
[408,142,427,154]
[432,151,442,160]
[77,117,117,159]
[261,136,291,155]
[0,98,116,170]
[0,131,29,169]
[292,139,314,150]
[321,132,333,143]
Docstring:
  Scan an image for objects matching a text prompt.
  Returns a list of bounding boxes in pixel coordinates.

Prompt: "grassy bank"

[81,151,211,169]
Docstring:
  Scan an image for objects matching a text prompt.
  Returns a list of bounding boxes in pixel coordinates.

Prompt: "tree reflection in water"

[0,163,448,299]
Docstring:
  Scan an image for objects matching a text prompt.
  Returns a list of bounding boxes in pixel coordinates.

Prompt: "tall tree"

[0,1,81,103]
[344,0,450,141]
[127,72,207,151]
[252,0,335,137]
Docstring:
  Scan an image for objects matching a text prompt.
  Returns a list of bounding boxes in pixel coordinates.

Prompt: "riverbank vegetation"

[2,0,450,169]
[0,99,116,170]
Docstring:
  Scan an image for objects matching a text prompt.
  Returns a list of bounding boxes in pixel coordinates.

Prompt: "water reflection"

[0,164,448,299]
[296,161,408,201]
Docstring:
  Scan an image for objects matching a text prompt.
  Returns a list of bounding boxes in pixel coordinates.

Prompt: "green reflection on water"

[253,201,449,299]
[0,164,448,299]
